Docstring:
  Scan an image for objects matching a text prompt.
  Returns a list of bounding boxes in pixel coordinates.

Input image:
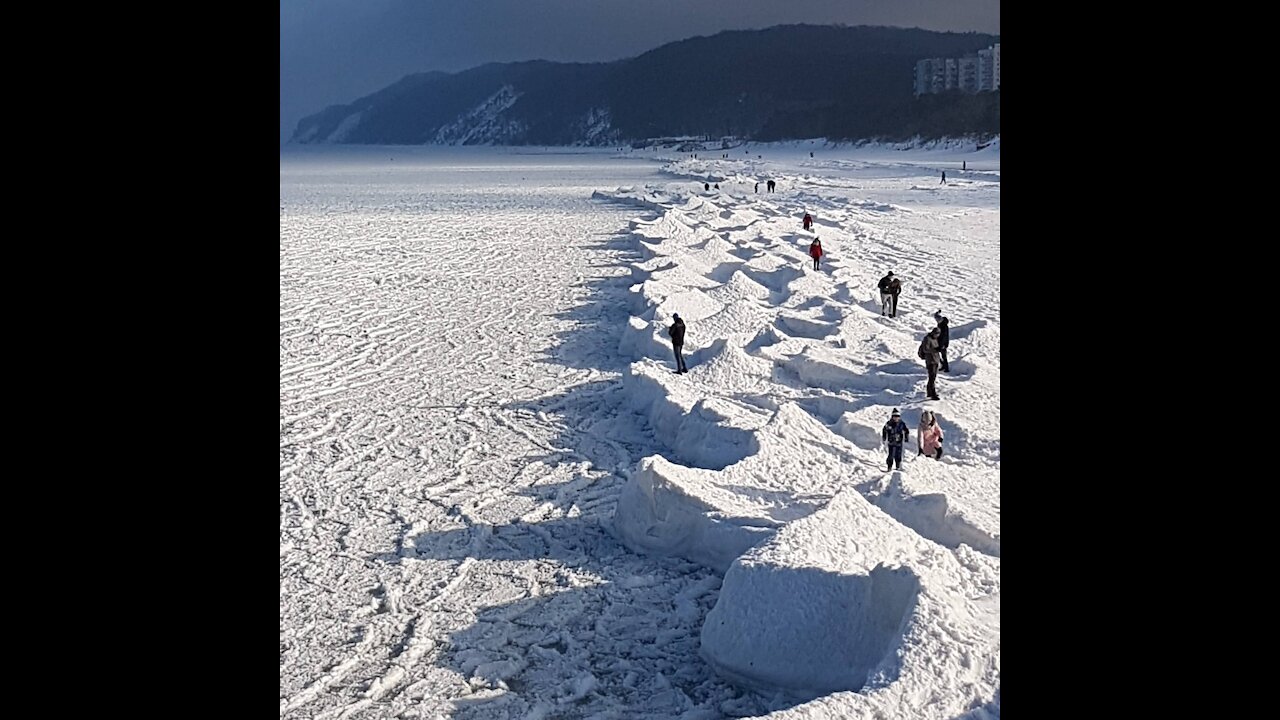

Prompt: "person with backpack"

[667,313,688,374]
[808,237,823,271]
[917,410,944,459]
[918,327,942,400]
[881,409,910,471]
[877,272,896,316]
[933,310,950,372]
[802,212,813,231]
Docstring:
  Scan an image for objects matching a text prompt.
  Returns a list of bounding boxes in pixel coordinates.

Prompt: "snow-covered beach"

[280,140,999,719]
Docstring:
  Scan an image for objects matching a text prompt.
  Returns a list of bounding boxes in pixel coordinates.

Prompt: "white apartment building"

[914,58,946,96]
[916,43,1000,95]
[992,43,1000,90]
[978,47,994,91]
[959,57,979,93]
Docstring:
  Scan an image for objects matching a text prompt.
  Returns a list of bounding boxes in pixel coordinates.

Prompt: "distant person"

[917,327,942,400]
[667,313,688,374]
[802,212,813,231]
[962,160,966,171]
[809,237,823,270]
[704,182,710,192]
[917,410,944,459]
[877,272,896,316]
[941,170,947,185]
[714,183,720,190]
[933,311,951,372]
[888,276,902,317]
[767,179,776,192]
[810,151,814,158]
[881,409,910,472]
[755,182,759,193]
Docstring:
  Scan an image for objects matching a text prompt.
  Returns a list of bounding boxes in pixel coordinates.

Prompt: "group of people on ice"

[662,187,960,473]
[880,408,945,471]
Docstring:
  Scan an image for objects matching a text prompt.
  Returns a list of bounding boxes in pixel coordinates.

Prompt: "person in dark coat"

[767,179,776,192]
[802,212,813,231]
[941,170,947,184]
[881,408,910,471]
[754,182,759,193]
[667,313,688,374]
[877,272,895,316]
[933,311,950,372]
[918,327,942,400]
[888,276,902,317]
[704,182,710,192]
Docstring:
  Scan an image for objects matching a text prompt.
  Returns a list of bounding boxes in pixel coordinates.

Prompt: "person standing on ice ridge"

[802,212,813,231]
[667,313,688,374]
[918,410,944,459]
[882,409,910,471]
[878,272,896,316]
[934,310,951,372]
[918,327,942,400]
[888,275,903,317]
[808,237,823,271]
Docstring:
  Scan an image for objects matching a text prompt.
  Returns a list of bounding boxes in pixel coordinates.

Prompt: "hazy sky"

[280,0,1000,144]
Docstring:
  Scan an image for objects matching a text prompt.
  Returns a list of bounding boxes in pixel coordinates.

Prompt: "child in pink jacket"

[918,410,944,459]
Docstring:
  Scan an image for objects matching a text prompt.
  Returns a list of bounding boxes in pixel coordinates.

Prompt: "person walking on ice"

[918,327,942,400]
[933,310,950,372]
[888,275,902,317]
[941,170,947,184]
[802,212,813,231]
[882,409,910,471]
[808,237,823,271]
[917,410,944,459]
[667,313,688,374]
[877,271,895,316]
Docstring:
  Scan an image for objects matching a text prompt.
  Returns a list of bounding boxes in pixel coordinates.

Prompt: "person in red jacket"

[808,237,823,271]
[802,212,813,231]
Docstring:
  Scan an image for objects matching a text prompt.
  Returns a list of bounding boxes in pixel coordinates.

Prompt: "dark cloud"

[280,0,1000,144]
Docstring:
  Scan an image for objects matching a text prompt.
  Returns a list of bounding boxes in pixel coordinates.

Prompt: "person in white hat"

[881,409,910,471]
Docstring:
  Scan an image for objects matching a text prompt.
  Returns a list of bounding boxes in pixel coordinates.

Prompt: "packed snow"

[280,139,999,719]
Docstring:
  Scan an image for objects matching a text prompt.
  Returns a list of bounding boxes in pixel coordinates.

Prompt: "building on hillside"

[915,43,1000,96]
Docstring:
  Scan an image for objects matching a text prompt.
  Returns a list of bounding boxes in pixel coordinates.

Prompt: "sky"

[280,141,1001,717]
[280,0,1000,145]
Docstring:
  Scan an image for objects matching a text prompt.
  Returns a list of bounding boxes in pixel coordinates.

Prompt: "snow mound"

[622,362,766,470]
[868,464,1001,558]
[613,403,862,572]
[700,487,999,715]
